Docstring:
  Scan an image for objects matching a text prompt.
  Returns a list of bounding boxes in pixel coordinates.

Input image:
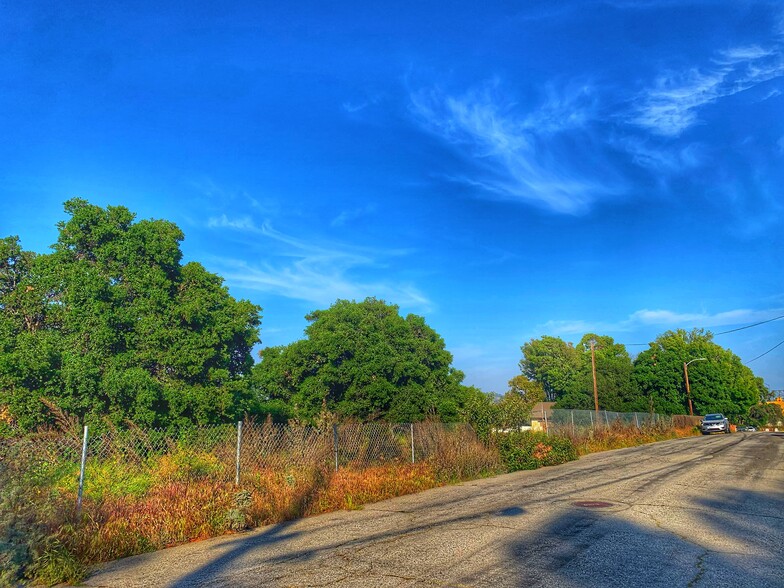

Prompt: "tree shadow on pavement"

[166,520,303,588]
[84,436,782,587]
[453,487,784,588]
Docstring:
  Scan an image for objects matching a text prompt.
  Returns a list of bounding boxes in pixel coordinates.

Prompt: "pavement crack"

[687,550,708,588]
[634,502,784,522]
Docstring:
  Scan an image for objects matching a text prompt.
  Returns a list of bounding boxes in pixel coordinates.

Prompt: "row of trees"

[0,200,773,432]
[519,331,767,418]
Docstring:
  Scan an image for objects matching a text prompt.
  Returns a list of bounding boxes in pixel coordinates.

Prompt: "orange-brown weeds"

[564,423,700,456]
[310,462,441,513]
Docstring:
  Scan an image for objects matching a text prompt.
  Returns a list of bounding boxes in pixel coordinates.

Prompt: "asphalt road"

[84,432,784,587]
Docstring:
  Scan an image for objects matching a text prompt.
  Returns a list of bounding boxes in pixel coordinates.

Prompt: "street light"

[683,358,707,416]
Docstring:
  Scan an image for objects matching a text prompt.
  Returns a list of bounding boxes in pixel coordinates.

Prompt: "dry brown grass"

[563,423,700,456]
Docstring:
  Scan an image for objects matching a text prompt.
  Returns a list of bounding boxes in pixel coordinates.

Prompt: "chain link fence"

[0,410,693,514]
[0,420,481,509]
[533,408,694,435]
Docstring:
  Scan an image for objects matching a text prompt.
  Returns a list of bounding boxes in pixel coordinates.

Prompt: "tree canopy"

[519,336,580,402]
[632,329,760,418]
[2,201,772,431]
[0,199,262,431]
[252,298,468,423]
[518,329,762,417]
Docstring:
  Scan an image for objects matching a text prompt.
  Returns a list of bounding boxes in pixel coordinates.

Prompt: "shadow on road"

[85,435,784,587]
[454,486,784,587]
[167,521,301,588]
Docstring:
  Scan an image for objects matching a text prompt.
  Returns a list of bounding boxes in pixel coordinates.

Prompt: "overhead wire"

[712,314,784,364]
[713,314,784,335]
[746,338,784,363]
[616,314,784,362]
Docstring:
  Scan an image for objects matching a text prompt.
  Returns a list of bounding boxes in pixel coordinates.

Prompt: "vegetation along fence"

[535,408,694,434]
[0,410,692,515]
[2,420,480,511]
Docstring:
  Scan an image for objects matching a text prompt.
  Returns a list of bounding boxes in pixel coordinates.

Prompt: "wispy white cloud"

[330,204,377,228]
[613,136,704,174]
[342,101,369,113]
[204,215,431,311]
[543,307,784,336]
[207,214,257,230]
[759,88,782,101]
[409,80,622,214]
[632,43,784,136]
[342,91,386,114]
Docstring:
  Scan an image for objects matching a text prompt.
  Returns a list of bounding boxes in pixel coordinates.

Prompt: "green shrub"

[0,443,80,587]
[494,431,577,471]
[54,459,153,501]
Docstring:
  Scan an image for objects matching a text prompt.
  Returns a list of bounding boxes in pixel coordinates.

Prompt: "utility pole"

[683,358,707,416]
[590,339,599,413]
[683,362,694,416]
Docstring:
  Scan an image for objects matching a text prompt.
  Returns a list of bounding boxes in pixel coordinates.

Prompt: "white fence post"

[77,425,88,516]
[333,424,339,472]
[410,423,415,464]
[235,421,243,486]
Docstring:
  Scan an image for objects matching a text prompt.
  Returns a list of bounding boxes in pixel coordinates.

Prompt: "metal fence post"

[635,413,640,429]
[543,409,549,435]
[235,421,243,486]
[333,424,339,472]
[589,411,593,430]
[76,425,88,516]
[571,410,575,435]
[604,410,609,427]
[410,423,415,464]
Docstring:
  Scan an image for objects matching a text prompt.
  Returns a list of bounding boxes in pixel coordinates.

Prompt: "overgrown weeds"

[561,423,699,456]
[494,431,578,471]
[0,419,695,586]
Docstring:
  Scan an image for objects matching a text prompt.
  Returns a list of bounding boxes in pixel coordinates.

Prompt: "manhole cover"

[573,501,614,508]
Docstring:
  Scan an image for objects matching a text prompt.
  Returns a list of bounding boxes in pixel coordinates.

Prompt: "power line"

[618,313,784,348]
[714,314,784,335]
[747,338,784,363]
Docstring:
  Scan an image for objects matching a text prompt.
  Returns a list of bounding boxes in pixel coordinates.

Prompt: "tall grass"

[0,421,502,586]
[0,419,694,586]
[563,422,700,456]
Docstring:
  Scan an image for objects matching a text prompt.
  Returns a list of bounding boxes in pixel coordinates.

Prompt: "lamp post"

[683,358,707,416]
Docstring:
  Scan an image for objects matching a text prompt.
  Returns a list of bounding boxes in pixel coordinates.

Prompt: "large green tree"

[632,329,759,418]
[519,336,580,402]
[562,334,639,411]
[499,375,545,427]
[519,334,638,411]
[252,298,468,423]
[0,199,262,430]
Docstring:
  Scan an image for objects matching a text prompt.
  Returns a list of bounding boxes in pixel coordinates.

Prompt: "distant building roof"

[530,402,556,420]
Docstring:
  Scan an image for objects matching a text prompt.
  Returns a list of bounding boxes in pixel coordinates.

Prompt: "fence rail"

[546,408,671,433]
[0,411,689,512]
[527,408,699,435]
[1,421,480,503]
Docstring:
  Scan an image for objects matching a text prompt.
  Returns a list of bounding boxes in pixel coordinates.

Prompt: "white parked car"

[700,413,730,435]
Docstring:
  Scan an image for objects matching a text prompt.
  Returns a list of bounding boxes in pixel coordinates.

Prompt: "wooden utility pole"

[683,358,706,417]
[590,339,599,413]
[683,361,694,416]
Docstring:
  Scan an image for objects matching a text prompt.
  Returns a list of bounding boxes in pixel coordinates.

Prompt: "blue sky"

[2,0,783,394]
